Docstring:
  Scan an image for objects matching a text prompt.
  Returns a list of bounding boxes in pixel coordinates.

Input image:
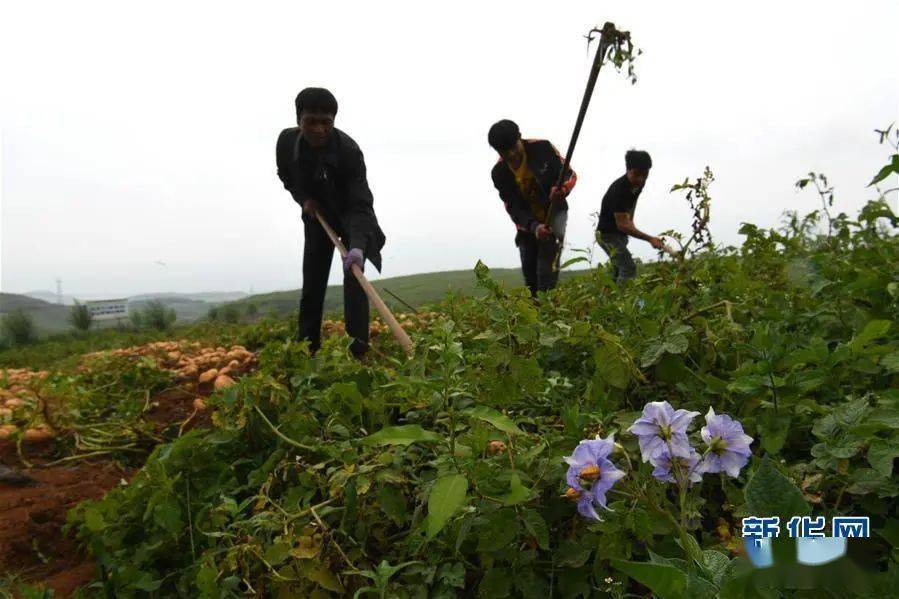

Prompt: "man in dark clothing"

[276,87,386,357]
[488,120,577,296]
[596,150,664,284]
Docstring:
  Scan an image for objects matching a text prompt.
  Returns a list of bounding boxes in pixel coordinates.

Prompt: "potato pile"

[322,310,442,338]
[396,310,441,330]
[84,340,256,392]
[0,369,52,441]
[0,368,49,389]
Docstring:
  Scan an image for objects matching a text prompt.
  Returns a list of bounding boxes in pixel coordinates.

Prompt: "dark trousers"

[298,218,369,356]
[598,230,637,284]
[518,234,562,296]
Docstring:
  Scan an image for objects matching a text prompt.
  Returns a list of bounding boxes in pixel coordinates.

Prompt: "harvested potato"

[199,369,219,384]
[214,374,236,390]
[23,426,55,442]
[192,398,207,411]
[0,424,18,440]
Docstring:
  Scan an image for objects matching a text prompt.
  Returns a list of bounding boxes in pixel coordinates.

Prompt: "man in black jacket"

[276,87,386,357]
[488,120,577,296]
[596,149,664,284]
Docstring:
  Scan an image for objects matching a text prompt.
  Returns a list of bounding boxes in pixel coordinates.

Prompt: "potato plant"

[63,166,899,597]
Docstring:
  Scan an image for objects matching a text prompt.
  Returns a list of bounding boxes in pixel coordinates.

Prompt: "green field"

[2,189,897,596]
[2,268,592,342]
[230,266,591,318]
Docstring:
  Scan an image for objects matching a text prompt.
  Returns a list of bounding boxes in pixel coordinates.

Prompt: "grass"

[227,266,592,318]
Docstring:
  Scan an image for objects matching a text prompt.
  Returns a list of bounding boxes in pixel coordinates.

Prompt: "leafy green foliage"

[362,425,442,447]
[66,184,899,596]
[744,458,810,523]
[611,559,688,598]
[425,474,468,538]
[220,303,241,324]
[869,123,899,187]
[68,301,93,331]
[1,310,37,347]
[132,300,177,331]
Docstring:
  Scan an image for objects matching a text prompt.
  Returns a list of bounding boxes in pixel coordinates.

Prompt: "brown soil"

[0,385,215,596]
[145,385,213,432]
[0,455,129,594]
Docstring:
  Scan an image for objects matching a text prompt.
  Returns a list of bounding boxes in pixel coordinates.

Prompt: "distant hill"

[24,290,248,305]
[129,291,248,303]
[229,266,590,318]
[125,292,248,324]
[22,290,74,306]
[1,293,57,312]
[3,267,592,339]
[1,293,72,334]
[127,297,216,323]
[1,291,242,339]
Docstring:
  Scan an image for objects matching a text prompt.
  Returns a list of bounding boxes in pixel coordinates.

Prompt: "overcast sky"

[2,1,897,298]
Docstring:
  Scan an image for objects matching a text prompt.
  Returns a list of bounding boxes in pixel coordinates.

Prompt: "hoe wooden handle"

[313,210,414,356]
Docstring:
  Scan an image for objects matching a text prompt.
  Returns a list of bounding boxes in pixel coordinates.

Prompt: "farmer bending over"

[597,150,664,284]
[276,87,385,358]
[488,120,577,296]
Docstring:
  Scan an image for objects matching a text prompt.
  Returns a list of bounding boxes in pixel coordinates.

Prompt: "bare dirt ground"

[0,387,214,596]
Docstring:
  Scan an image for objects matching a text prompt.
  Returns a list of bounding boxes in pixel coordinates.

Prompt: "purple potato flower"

[563,434,626,520]
[650,447,704,485]
[567,486,603,521]
[628,401,700,463]
[700,407,753,477]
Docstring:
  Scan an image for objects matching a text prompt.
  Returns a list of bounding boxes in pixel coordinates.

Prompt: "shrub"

[221,303,240,324]
[1,310,36,346]
[134,301,176,331]
[69,301,93,331]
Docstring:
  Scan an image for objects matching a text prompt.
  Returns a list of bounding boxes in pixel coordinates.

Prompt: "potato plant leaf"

[467,405,523,436]
[425,474,468,539]
[362,425,441,446]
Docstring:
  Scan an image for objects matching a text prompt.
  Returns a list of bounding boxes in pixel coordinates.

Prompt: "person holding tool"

[596,149,665,284]
[488,120,577,297]
[276,87,386,358]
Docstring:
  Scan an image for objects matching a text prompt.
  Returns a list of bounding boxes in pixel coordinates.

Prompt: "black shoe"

[349,338,369,360]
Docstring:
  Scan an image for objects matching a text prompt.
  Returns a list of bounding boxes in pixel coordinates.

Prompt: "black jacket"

[276,127,386,272]
[490,139,577,235]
